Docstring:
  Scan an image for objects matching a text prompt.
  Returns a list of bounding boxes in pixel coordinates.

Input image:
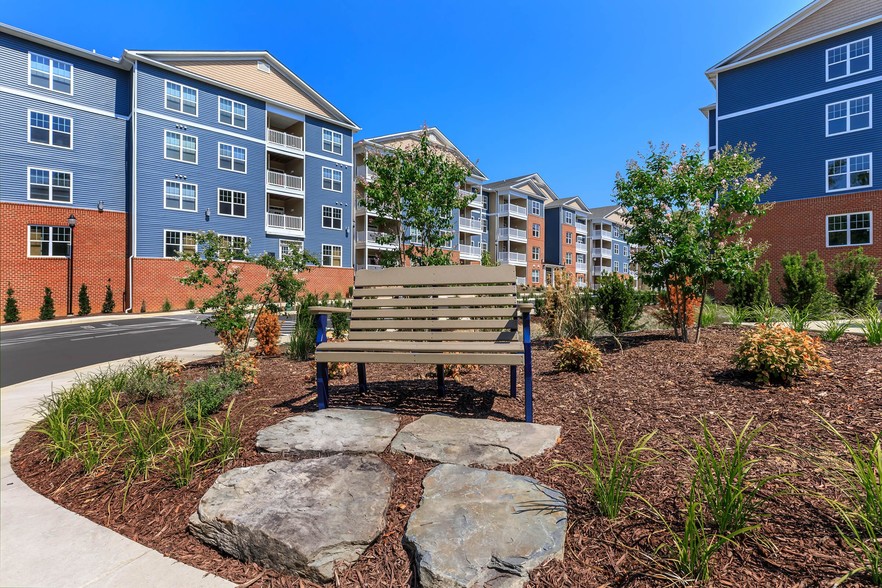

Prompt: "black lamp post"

[67,214,76,316]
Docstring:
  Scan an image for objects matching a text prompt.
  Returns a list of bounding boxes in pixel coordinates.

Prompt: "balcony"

[266,170,303,193]
[591,247,612,259]
[357,230,399,249]
[265,212,304,237]
[266,129,303,152]
[592,265,613,276]
[459,243,482,260]
[575,220,588,234]
[576,241,588,253]
[460,189,483,209]
[592,228,612,240]
[575,262,588,274]
[357,165,377,183]
[356,264,383,271]
[458,216,483,233]
[497,227,527,242]
[516,277,527,286]
[499,203,527,219]
[497,251,527,266]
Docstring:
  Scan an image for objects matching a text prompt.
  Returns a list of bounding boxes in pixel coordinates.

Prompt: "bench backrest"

[350,265,520,342]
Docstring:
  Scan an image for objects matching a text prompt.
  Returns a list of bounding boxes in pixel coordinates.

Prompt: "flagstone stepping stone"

[256,408,400,455]
[390,414,560,467]
[404,464,567,588]
[188,454,394,582]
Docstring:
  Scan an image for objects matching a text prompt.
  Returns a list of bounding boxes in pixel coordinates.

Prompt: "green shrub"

[859,306,882,346]
[833,248,880,311]
[553,338,602,373]
[185,298,196,310]
[288,293,319,360]
[183,370,241,421]
[700,301,723,328]
[734,324,831,384]
[748,300,782,326]
[591,275,645,339]
[820,316,850,343]
[119,358,175,402]
[330,293,350,339]
[140,300,147,313]
[780,251,828,310]
[77,284,91,316]
[169,404,241,487]
[101,280,115,313]
[161,298,172,312]
[726,261,771,309]
[724,305,750,328]
[4,285,20,323]
[783,305,812,332]
[39,287,55,320]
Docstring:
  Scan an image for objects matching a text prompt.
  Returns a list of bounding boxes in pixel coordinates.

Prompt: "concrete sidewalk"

[0,342,234,588]
[0,309,197,334]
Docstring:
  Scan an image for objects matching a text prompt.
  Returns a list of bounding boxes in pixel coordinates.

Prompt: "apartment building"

[586,205,635,287]
[544,197,591,287]
[702,0,881,298]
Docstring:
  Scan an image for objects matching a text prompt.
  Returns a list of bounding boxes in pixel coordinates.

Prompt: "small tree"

[77,284,91,316]
[832,248,879,311]
[39,287,55,320]
[480,250,499,267]
[725,261,771,309]
[161,298,172,312]
[4,285,20,323]
[591,275,646,349]
[359,126,473,267]
[614,142,774,343]
[102,280,115,313]
[780,251,828,311]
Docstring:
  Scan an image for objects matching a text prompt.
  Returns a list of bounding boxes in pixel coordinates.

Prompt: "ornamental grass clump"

[554,338,602,373]
[733,324,831,385]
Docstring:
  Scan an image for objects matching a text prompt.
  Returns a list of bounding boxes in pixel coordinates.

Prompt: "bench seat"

[315,341,525,365]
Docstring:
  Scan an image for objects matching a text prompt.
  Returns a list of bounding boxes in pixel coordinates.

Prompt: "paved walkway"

[0,342,234,588]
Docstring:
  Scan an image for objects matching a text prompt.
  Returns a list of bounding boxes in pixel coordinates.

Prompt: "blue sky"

[3,0,808,207]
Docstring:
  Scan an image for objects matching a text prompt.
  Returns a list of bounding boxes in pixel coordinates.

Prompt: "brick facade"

[0,203,127,321]
[527,215,545,285]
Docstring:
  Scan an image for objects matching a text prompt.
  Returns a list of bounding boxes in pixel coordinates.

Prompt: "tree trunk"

[694,286,708,344]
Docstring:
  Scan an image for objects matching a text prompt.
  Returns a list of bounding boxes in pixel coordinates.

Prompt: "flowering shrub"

[222,352,258,386]
[254,310,281,355]
[554,338,603,373]
[734,325,831,385]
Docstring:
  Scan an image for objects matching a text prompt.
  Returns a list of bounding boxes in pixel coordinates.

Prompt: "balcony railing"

[458,189,483,208]
[357,230,399,247]
[266,170,303,192]
[516,277,527,286]
[265,212,303,234]
[592,228,612,240]
[458,243,482,259]
[356,264,383,271]
[497,227,527,242]
[575,220,588,234]
[458,216,483,233]
[499,203,527,219]
[266,129,303,151]
[576,241,588,253]
[356,165,377,183]
[497,251,527,265]
[592,265,612,276]
[575,262,588,273]
[591,247,612,259]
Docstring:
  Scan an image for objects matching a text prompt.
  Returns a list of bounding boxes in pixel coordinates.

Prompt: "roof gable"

[484,173,558,202]
[358,127,487,180]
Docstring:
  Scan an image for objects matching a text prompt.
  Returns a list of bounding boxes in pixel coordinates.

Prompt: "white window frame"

[532,246,540,261]
[27,110,72,149]
[322,243,343,267]
[217,142,247,173]
[614,243,619,255]
[614,261,620,273]
[826,37,872,82]
[27,167,72,203]
[532,223,540,238]
[28,52,72,94]
[163,180,198,212]
[565,252,573,265]
[219,234,248,260]
[613,226,620,238]
[164,80,198,116]
[532,269,540,283]
[27,225,71,258]
[322,167,343,192]
[826,153,873,193]
[826,95,872,136]
[531,201,541,216]
[279,239,303,258]
[218,96,247,129]
[163,230,198,258]
[321,205,343,230]
[322,128,343,155]
[826,211,873,247]
[164,130,198,164]
[217,188,247,218]
[564,211,574,225]
[565,232,572,244]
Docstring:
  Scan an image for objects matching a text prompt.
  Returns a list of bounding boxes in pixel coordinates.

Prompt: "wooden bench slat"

[353,285,516,298]
[354,265,516,287]
[348,331,518,342]
[349,319,518,331]
[318,341,523,353]
[316,351,525,366]
[353,296,517,309]
[351,307,517,319]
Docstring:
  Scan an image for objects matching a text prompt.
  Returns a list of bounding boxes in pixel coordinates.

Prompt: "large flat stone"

[404,464,567,588]
[189,454,394,582]
[391,414,560,467]
[256,408,400,454]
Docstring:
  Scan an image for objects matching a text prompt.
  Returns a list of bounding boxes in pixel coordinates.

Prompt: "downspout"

[125,60,138,313]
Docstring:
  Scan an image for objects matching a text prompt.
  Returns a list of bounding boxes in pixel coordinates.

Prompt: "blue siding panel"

[304,115,352,163]
[708,108,717,147]
[544,208,562,265]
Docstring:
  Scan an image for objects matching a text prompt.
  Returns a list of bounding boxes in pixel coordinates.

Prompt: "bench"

[309,265,535,421]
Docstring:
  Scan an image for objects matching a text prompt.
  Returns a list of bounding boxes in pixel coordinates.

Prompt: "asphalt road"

[0,315,218,387]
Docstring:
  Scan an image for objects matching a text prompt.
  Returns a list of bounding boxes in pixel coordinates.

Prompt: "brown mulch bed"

[11,327,882,587]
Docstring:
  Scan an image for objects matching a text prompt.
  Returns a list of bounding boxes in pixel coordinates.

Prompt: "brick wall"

[528,215,545,285]
[0,203,127,321]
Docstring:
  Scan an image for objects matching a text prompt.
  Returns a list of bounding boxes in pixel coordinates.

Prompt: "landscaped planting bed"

[11,327,882,586]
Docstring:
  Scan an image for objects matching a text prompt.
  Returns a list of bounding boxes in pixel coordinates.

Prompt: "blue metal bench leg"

[357,363,367,393]
[316,362,328,409]
[436,364,445,395]
[510,365,517,398]
[523,310,534,423]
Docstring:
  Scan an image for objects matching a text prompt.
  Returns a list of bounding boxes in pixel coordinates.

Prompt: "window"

[165,81,197,115]
[322,244,342,267]
[614,243,619,255]
[218,143,246,173]
[164,180,197,211]
[564,211,574,225]
[613,226,619,238]
[322,129,343,155]
[565,232,572,244]
[322,205,343,229]
[531,201,541,216]
[322,167,343,192]
[28,168,71,202]
[279,239,303,258]
[164,131,197,163]
[827,153,872,192]
[827,37,872,81]
[218,189,246,218]
[827,212,872,247]
[532,269,540,283]
[29,111,71,148]
[624,245,630,258]
[219,97,246,128]
[28,225,70,257]
[614,261,620,273]
[164,230,197,258]
[219,235,247,259]
[565,252,573,265]
[532,223,540,238]
[532,246,541,261]
[827,96,872,136]
[29,53,71,94]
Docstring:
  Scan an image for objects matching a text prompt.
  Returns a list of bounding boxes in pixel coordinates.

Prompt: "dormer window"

[827,37,871,81]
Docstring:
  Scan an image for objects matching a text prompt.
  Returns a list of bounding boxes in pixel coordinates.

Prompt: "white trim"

[825,153,873,193]
[28,51,73,95]
[26,109,73,150]
[163,179,199,212]
[164,80,198,117]
[217,95,247,130]
[321,128,344,155]
[717,75,882,121]
[0,85,128,120]
[825,37,872,82]
[279,239,303,258]
[825,94,873,136]
[306,151,352,167]
[321,166,343,192]
[26,224,72,258]
[321,205,343,230]
[217,188,247,218]
[321,243,343,267]
[163,229,199,258]
[26,166,73,203]
[217,142,247,174]
[218,233,248,260]
[826,211,873,247]
[163,130,198,165]
[135,108,260,144]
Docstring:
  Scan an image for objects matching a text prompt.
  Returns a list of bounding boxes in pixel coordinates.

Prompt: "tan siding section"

[515,183,540,197]
[744,0,878,59]
[379,137,473,168]
[170,60,334,118]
